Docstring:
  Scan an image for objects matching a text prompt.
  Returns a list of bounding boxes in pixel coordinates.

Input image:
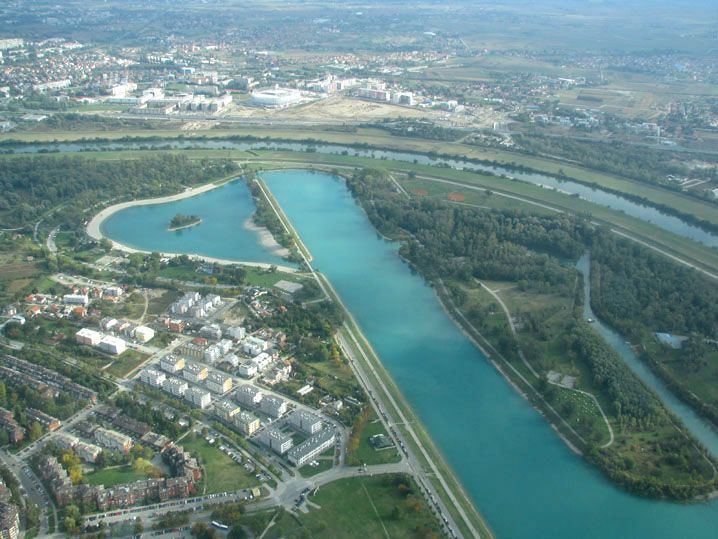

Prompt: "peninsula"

[168,213,202,231]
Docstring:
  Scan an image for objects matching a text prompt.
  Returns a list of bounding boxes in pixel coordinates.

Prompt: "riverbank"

[86,181,298,274]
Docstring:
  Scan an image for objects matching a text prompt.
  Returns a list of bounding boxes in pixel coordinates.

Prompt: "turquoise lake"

[101,180,292,267]
[103,169,718,538]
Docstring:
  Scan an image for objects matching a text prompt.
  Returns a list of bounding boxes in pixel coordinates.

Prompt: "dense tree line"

[0,154,238,227]
[570,325,665,429]
[590,234,718,339]
[112,392,184,439]
[347,168,589,292]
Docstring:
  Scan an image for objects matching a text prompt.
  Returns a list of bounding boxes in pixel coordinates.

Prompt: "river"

[103,169,718,538]
[7,138,718,249]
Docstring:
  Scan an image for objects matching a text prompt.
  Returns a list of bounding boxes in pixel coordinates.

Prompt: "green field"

[182,434,261,494]
[260,474,442,539]
[85,465,152,487]
[105,351,149,379]
[348,414,401,466]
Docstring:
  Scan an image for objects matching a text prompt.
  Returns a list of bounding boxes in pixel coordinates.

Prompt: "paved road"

[337,328,469,538]
[0,448,54,535]
[46,225,60,253]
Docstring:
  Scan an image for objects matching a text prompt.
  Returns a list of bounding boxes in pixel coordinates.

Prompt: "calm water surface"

[101,180,292,267]
[103,169,718,538]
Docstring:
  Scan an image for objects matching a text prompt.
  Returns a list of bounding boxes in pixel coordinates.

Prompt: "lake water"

[103,169,718,538]
[101,179,292,267]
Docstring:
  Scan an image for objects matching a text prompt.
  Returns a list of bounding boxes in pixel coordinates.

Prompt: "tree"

[99,238,113,252]
[29,421,43,442]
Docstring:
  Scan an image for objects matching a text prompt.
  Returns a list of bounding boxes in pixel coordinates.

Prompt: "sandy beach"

[243,217,292,258]
[85,182,298,274]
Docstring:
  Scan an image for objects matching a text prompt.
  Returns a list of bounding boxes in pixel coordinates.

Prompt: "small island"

[168,213,202,231]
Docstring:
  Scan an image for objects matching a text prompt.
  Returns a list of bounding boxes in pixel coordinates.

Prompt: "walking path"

[477,280,614,448]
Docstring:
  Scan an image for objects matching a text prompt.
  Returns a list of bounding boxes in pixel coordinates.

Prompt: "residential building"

[184,387,211,409]
[0,501,19,539]
[287,429,336,467]
[214,400,240,422]
[140,368,166,388]
[27,408,60,431]
[251,352,272,372]
[217,339,233,355]
[203,344,221,364]
[236,385,263,407]
[260,395,287,418]
[160,354,185,373]
[238,362,258,378]
[178,342,204,360]
[200,324,222,340]
[162,377,188,397]
[288,410,323,435]
[94,427,133,454]
[182,362,208,383]
[259,428,293,454]
[134,326,155,343]
[206,372,233,394]
[223,353,240,368]
[63,294,89,306]
[233,411,260,435]
[227,326,246,340]
[242,336,268,357]
[53,433,79,450]
[74,441,102,463]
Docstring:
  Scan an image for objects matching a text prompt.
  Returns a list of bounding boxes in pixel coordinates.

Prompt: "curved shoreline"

[85,181,298,274]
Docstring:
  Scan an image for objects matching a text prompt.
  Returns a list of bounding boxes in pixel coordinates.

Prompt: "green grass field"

[262,474,442,539]
[105,351,149,379]
[85,465,152,487]
[182,434,260,494]
[347,414,401,466]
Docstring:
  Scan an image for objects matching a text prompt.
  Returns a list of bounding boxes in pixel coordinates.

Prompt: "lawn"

[263,474,442,539]
[85,465,151,487]
[348,414,401,466]
[181,434,260,494]
[105,350,149,379]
